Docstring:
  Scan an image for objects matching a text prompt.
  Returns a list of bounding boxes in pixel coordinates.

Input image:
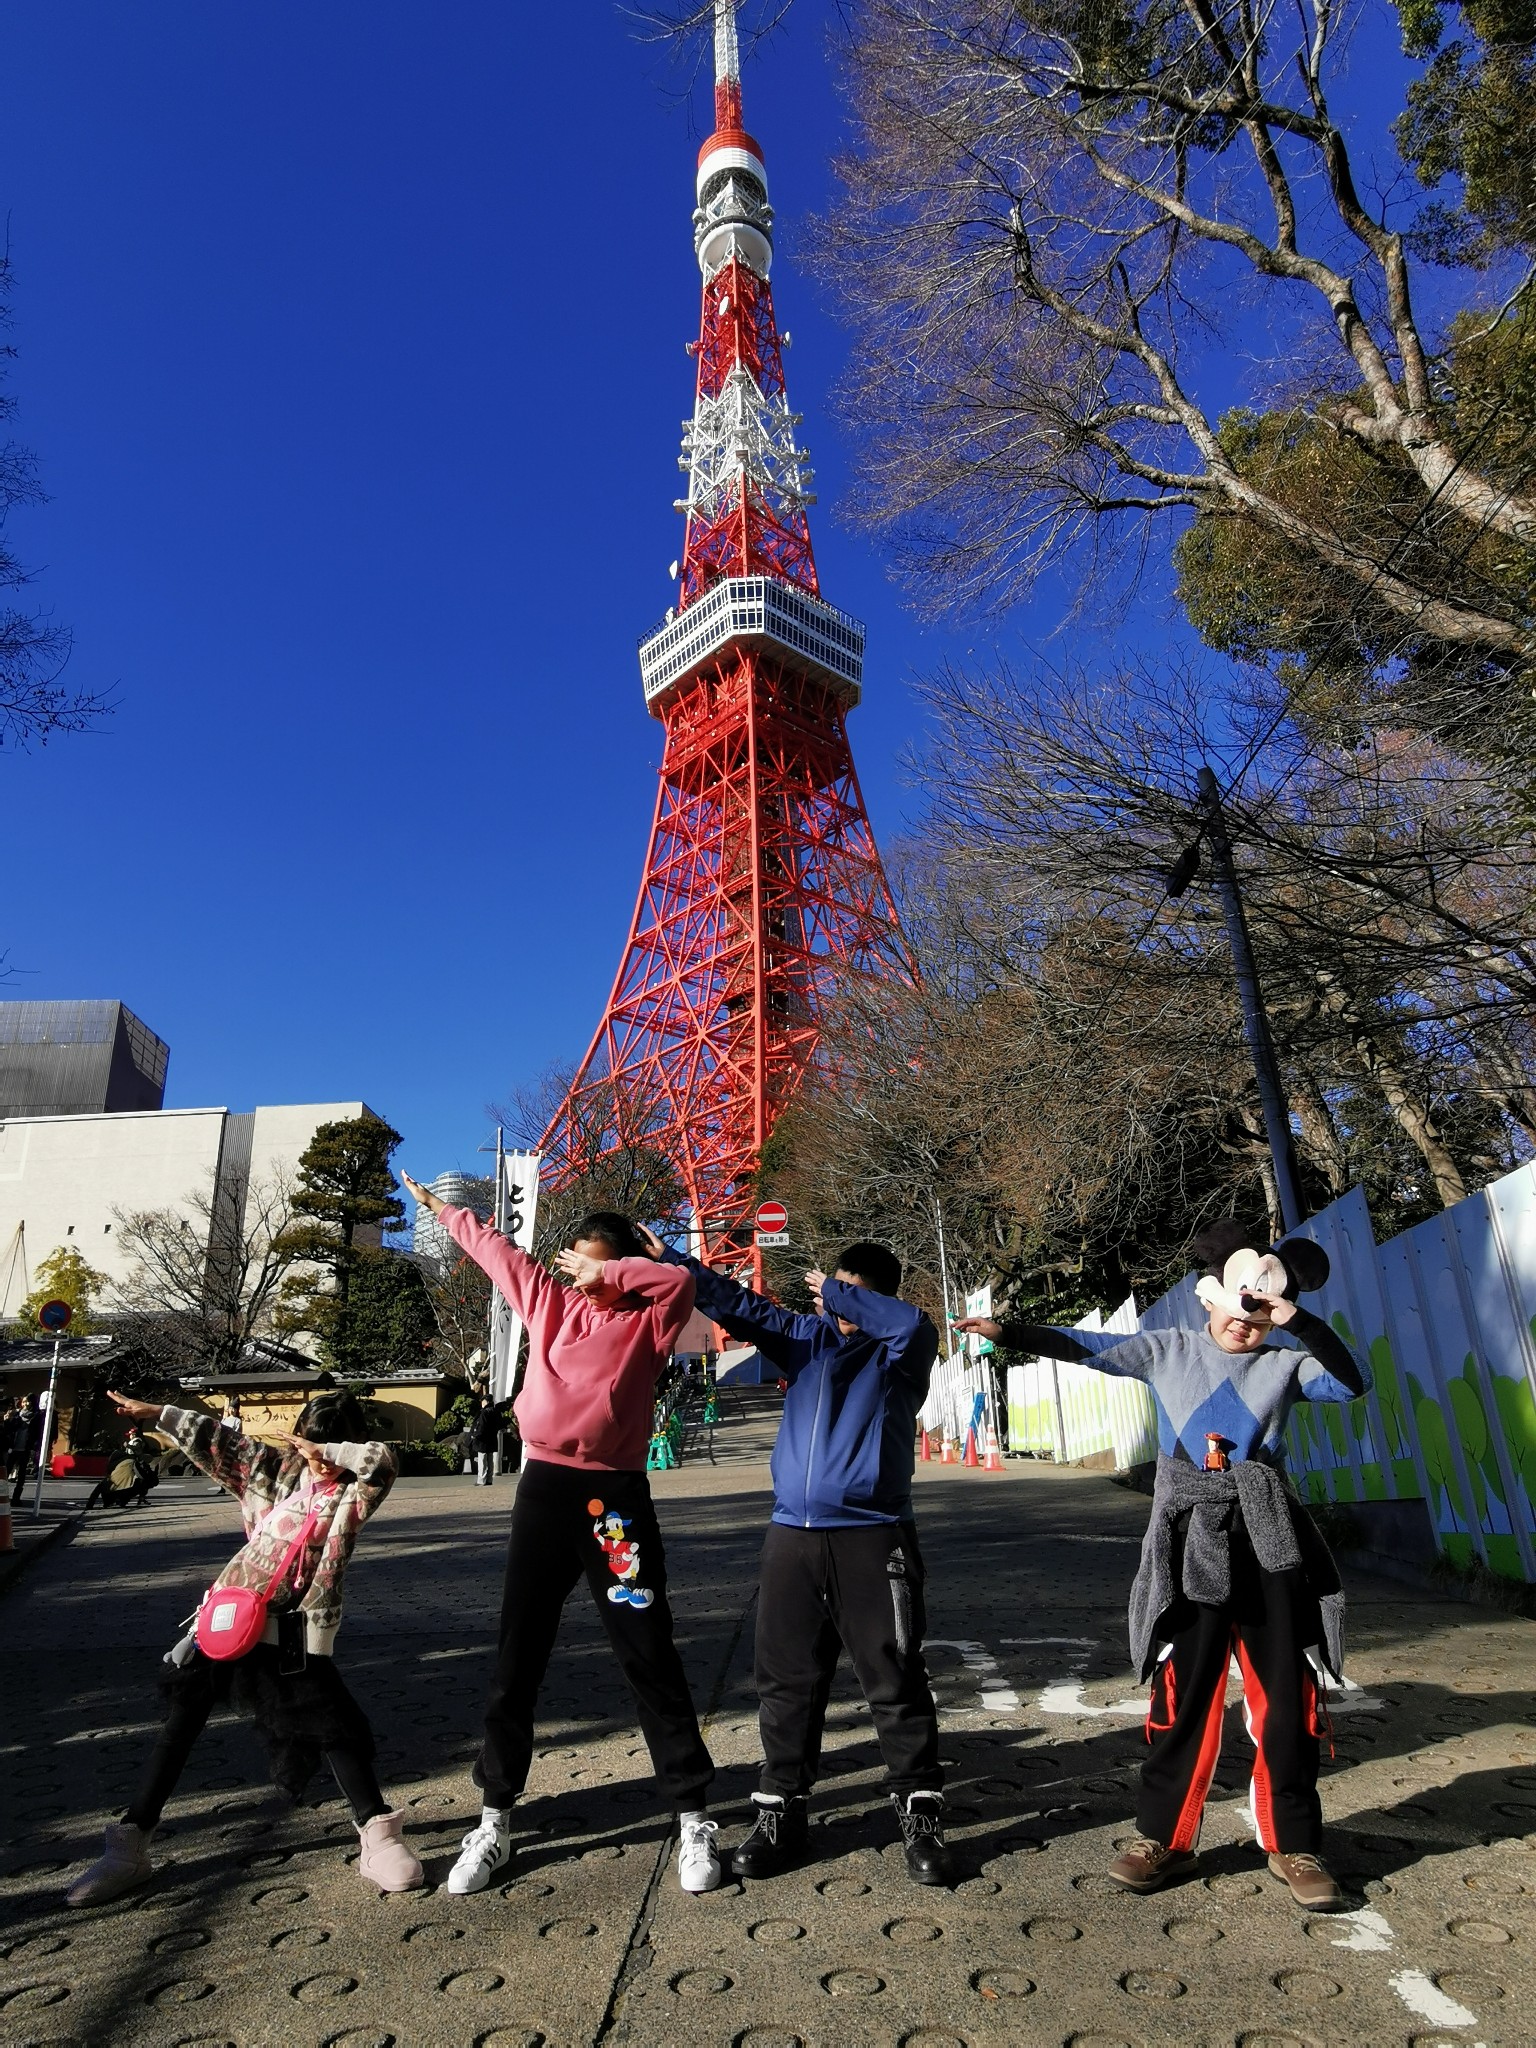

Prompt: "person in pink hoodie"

[401,1176,719,1896]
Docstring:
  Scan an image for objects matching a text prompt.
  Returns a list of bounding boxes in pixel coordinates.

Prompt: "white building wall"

[0,1101,374,1318]
[0,1109,227,1311]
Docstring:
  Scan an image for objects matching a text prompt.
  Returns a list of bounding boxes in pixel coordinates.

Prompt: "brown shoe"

[1106,1837,1199,1893]
[1267,1851,1345,1911]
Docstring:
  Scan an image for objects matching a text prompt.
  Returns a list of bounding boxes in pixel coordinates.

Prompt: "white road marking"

[1331,1907,1395,1953]
[1388,1968,1481,2031]
[927,1639,1020,1711]
[1036,1681,1145,1717]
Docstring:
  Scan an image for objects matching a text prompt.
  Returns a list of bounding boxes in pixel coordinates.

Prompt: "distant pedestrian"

[0,1399,24,1479]
[957,1221,1371,1913]
[402,1175,720,1898]
[469,1397,501,1486]
[647,1227,950,1887]
[85,1426,161,1509]
[64,1387,424,1908]
[8,1395,44,1506]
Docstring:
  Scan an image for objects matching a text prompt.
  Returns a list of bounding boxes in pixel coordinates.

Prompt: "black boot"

[894,1791,952,1886]
[730,1793,809,1879]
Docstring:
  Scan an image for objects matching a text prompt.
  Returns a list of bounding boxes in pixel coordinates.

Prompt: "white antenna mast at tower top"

[714,0,740,87]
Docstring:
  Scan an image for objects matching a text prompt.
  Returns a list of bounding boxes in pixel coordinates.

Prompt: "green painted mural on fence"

[1285,1304,1536,1581]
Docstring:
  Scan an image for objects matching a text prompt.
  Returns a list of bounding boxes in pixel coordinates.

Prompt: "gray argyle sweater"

[997,1311,1370,1677]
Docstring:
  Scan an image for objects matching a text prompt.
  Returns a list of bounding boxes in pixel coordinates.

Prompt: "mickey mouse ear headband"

[1189,1220,1329,1319]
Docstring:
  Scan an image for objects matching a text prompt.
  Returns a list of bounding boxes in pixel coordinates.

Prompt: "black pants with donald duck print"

[475,1456,715,1813]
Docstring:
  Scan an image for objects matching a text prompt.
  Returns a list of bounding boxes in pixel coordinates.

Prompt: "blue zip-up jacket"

[662,1250,938,1527]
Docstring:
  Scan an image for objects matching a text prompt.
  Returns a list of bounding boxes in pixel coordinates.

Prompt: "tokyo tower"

[540,0,910,1271]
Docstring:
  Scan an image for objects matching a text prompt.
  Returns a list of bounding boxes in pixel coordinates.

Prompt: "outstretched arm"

[113,1392,285,1499]
[404,1174,559,1324]
[640,1231,821,1378]
[954,1317,1157,1381]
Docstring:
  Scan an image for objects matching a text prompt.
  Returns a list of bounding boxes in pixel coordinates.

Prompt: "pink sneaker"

[356,1809,424,1893]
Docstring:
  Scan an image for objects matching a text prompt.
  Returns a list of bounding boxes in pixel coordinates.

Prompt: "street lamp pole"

[1196,766,1304,1233]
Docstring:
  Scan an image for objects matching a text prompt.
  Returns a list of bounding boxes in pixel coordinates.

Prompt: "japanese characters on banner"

[489,1149,541,1402]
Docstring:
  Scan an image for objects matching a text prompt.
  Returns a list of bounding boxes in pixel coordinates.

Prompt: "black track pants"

[1137,1525,1326,1855]
[754,1520,942,1800]
[123,1659,388,1829]
[475,1458,714,1814]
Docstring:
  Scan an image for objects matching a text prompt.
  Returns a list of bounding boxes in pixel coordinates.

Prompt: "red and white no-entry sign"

[755,1200,788,1233]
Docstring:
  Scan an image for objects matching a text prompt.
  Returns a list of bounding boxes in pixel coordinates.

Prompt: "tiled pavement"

[2,1403,1534,2047]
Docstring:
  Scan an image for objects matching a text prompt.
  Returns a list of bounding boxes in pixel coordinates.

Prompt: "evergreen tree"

[343,1250,439,1376]
[13,1245,104,1335]
[274,1115,407,1368]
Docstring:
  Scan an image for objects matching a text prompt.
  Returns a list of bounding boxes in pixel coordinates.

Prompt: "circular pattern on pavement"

[670,1970,733,1996]
[821,1969,885,1996]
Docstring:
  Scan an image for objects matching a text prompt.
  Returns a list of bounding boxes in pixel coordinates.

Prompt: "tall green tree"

[274,1115,407,1369]
[1395,0,1536,261]
[343,1250,439,1376]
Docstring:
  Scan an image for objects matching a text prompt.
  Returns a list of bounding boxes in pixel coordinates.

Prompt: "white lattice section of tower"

[715,0,740,87]
[675,364,815,524]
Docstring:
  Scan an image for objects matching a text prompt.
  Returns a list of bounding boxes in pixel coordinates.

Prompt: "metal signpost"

[31,1298,72,1522]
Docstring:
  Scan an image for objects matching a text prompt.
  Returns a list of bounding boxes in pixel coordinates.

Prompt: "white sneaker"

[677,1814,721,1894]
[446,1817,512,1895]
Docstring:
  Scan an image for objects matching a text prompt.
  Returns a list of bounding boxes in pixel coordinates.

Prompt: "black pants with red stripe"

[1138,1522,1326,1855]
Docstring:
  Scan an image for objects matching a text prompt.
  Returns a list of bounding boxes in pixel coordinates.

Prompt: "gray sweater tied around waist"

[1129,1453,1345,1680]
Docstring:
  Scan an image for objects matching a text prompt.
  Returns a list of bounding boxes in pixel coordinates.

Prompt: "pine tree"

[274,1115,407,1368]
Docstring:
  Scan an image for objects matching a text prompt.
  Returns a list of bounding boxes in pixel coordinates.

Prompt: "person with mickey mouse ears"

[957,1220,1371,1913]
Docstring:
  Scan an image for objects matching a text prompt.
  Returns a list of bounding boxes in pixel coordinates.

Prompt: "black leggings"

[125,1656,389,1830]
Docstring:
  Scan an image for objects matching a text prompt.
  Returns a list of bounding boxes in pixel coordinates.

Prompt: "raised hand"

[556,1247,607,1295]
[805,1268,827,1314]
[953,1315,1003,1342]
[401,1172,444,1216]
[635,1224,667,1260]
[107,1389,164,1424]
[277,1434,345,1483]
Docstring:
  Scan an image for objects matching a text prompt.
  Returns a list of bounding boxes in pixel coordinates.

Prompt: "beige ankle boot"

[356,1809,424,1893]
[67,1821,155,1907]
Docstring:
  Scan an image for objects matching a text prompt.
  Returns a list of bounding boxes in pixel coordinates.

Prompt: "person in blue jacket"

[640,1227,948,1885]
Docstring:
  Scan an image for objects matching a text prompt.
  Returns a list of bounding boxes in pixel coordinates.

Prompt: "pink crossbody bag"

[194,1483,337,1662]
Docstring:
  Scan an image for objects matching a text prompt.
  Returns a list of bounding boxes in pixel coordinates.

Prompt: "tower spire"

[679,0,816,605]
[714,0,742,129]
[539,3,911,1280]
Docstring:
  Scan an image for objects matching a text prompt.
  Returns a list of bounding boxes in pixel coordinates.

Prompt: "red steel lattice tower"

[540,0,910,1268]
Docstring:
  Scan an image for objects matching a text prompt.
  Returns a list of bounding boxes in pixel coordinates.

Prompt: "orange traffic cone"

[918,1428,932,1462]
[983,1423,1003,1471]
[941,1433,957,1464]
[962,1427,979,1468]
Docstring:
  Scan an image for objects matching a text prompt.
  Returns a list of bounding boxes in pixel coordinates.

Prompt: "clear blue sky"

[2,3,1426,1180]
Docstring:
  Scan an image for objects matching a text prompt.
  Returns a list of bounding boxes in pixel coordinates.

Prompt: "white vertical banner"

[489,1149,541,1402]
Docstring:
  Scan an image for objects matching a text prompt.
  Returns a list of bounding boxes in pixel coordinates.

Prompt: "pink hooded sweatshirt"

[436,1207,695,1471]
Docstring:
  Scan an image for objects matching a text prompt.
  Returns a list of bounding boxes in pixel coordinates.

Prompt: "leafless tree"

[813,0,1534,670]
[490,1066,689,1259]
[1,252,112,751]
[108,1173,296,1374]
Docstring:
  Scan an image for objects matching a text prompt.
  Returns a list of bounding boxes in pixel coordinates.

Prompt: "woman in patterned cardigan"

[65,1389,424,1906]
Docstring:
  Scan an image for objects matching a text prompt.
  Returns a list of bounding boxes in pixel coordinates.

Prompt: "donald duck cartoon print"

[589,1498,655,1608]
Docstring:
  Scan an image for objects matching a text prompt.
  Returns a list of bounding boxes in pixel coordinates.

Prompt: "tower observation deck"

[539,0,911,1272]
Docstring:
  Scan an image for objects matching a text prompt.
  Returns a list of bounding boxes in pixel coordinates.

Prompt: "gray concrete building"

[0,1000,169,1119]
